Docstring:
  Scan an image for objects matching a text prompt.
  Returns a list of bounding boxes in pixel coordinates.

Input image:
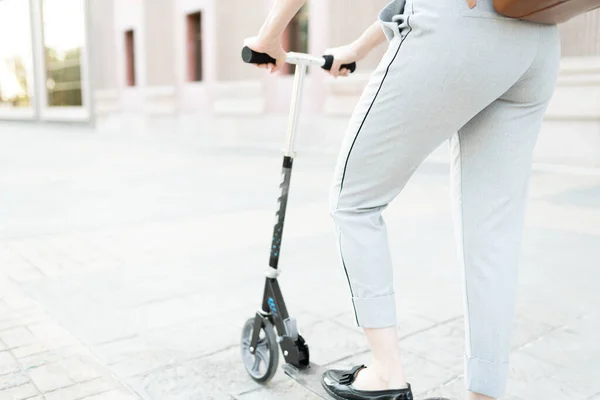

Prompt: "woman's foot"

[322,365,413,400]
[350,364,388,391]
[350,362,406,391]
[321,365,450,400]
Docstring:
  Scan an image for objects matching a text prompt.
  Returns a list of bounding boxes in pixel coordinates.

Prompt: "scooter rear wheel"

[240,317,279,383]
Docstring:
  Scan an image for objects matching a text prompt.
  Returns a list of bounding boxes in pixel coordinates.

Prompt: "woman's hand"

[244,36,287,74]
[323,21,386,77]
[466,0,477,8]
[323,44,361,78]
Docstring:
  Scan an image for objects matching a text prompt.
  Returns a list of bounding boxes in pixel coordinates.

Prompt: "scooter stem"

[283,64,307,158]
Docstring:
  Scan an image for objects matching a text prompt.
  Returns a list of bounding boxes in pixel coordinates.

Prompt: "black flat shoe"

[321,365,412,400]
[321,365,450,400]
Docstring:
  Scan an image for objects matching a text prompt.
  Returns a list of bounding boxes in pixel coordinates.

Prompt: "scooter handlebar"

[241,46,356,73]
[241,46,276,66]
[321,55,356,73]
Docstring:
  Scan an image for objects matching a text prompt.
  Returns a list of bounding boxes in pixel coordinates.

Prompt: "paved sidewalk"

[0,123,599,400]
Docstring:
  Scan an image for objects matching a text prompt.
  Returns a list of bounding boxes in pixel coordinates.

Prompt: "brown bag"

[493,0,600,24]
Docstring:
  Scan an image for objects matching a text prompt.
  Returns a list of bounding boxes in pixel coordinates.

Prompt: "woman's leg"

[355,327,408,390]
[451,24,560,399]
[327,0,550,395]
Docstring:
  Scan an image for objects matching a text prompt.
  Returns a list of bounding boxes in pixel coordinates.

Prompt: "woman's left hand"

[323,44,361,78]
[243,36,287,74]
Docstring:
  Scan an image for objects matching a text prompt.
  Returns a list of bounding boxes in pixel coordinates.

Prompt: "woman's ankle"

[467,392,495,400]
[371,358,407,389]
[386,373,408,390]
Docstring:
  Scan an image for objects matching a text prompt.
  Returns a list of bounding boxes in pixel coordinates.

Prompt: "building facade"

[1,0,599,166]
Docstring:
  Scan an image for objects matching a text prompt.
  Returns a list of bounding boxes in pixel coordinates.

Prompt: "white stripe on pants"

[329,0,560,397]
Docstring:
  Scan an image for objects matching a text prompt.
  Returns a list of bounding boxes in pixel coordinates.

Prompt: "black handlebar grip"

[322,55,357,73]
[241,46,277,65]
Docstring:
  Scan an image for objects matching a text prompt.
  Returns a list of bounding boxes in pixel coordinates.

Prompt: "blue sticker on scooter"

[268,297,278,316]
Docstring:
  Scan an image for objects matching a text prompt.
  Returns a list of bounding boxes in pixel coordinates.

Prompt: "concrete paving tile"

[27,362,75,393]
[68,315,140,345]
[142,315,243,364]
[4,268,45,283]
[391,288,463,326]
[109,356,174,382]
[422,376,525,400]
[0,328,35,349]
[92,336,151,366]
[511,315,556,350]
[519,325,600,398]
[43,378,118,400]
[569,313,600,339]
[128,364,231,400]
[334,311,437,340]
[186,347,259,396]
[235,379,321,400]
[420,377,467,400]
[0,352,19,376]
[17,347,80,369]
[42,237,112,272]
[184,289,267,320]
[507,351,591,400]
[185,346,291,396]
[0,383,39,400]
[60,357,105,383]
[27,323,78,349]
[282,309,325,332]
[11,344,52,360]
[520,325,598,371]
[293,320,368,366]
[399,319,464,372]
[92,336,173,378]
[7,241,72,278]
[81,388,140,400]
[0,303,11,323]
[122,298,198,334]
[0,293,39,314]
[0,312,46,333]
[0,247,39,283]
[0,373,29,391]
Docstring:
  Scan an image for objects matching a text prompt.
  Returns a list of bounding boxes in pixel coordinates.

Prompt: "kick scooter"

[239,46,356,397]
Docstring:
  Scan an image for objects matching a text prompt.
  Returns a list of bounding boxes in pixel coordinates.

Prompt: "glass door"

[0,0,36,119]
[35,0,90,120]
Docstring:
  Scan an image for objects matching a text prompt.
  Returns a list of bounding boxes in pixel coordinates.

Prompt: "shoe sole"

[321,380,349,400]
[321,381,450,400]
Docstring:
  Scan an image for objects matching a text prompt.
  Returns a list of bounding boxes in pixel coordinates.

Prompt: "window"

[0,0,34,109]
[42,0,85,107]
[282,4,309,75]
[125,30,136,86]
[186,12,203,82]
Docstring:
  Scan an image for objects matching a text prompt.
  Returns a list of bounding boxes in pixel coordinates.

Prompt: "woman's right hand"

[243,36,287,74]
[323,43,362,78]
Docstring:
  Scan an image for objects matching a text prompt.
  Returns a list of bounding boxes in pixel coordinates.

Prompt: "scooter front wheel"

[240,317,279,383]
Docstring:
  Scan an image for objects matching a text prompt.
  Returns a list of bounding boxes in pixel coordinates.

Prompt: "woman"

[245,0,560,398]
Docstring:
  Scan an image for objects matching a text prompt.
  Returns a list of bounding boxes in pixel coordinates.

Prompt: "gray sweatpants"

[329,0,560,397]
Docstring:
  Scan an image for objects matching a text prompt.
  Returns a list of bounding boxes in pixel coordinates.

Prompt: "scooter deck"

[283,363,331,399]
